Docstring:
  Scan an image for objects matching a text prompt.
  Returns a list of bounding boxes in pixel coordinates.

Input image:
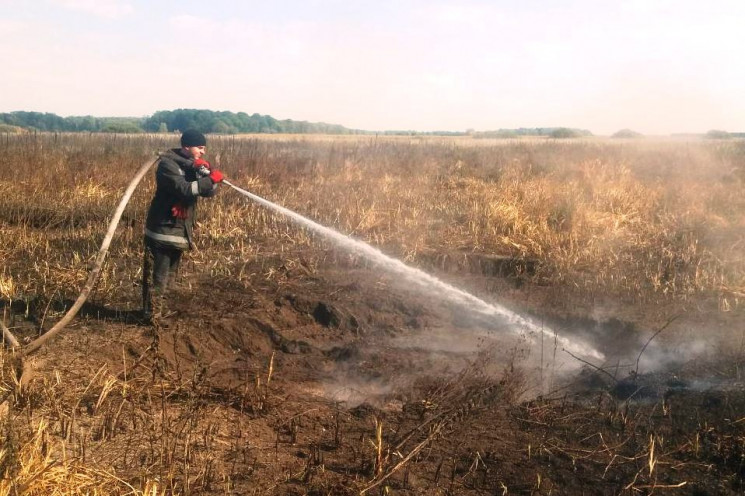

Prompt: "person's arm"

[156,159,214,200]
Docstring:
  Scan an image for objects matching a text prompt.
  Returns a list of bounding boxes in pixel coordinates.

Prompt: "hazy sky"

[2,0,744,134]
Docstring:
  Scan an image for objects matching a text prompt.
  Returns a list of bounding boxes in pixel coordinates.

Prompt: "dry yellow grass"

[0,133,743,308]
[0,418,149,495]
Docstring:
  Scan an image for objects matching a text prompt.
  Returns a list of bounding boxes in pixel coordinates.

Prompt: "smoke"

[226,180,742,405]
[635,338,712,373]
[321,378,396,408]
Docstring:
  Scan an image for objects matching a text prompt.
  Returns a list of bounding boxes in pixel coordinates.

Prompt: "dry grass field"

[0,133,744,494]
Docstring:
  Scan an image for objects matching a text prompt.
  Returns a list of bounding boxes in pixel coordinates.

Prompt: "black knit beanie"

[180,129,207,147]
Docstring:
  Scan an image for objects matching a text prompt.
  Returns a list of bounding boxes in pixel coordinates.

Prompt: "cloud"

[51,0,133,19]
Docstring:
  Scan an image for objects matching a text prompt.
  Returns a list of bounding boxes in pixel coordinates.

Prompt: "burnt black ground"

[6,251,745,495]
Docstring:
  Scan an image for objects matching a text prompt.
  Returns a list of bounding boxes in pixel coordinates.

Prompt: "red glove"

[171,203,188,219]
[193,158,211,178]
[209,169,224,183]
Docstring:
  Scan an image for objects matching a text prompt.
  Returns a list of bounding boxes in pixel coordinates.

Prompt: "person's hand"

[193,158,211,178]
[209,169,224,183]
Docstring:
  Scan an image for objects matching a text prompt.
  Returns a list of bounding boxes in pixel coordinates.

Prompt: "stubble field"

[1,133,744,494]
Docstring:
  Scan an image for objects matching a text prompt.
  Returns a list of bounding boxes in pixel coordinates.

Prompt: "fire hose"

[19,159,238,355]
[16,161,244,355]
[20,156,159,356]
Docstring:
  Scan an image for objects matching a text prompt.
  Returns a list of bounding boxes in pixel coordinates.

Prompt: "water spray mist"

[225,180,604,361]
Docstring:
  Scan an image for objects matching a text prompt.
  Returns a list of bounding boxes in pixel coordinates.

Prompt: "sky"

[2,0,744,135]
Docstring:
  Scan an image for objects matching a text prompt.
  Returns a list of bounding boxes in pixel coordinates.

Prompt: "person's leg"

[151,249,173,291]
[151,248,175,317]
[143,242,174,320]
[166,249,183,290]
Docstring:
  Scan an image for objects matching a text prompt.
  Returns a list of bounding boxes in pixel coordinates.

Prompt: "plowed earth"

[5,249,745,495]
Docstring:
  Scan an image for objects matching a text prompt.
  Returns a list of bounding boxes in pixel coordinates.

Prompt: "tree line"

[11,109,736,138]
[0,111,144,133]
[0,109,364,135]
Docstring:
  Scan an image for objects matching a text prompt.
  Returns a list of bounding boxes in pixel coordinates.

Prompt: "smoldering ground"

[314,271,744,410]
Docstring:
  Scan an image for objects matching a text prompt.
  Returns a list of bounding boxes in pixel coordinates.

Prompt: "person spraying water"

[141,130,225,322]
[19,140,603,365]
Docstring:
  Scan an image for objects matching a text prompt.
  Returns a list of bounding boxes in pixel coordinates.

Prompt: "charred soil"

[3,252,745,495]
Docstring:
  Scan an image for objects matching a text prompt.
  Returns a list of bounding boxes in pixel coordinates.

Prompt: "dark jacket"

[144,149,219,250]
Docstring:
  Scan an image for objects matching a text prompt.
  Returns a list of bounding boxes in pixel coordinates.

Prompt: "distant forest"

[0,109,600,137]
[0,109,359,135]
